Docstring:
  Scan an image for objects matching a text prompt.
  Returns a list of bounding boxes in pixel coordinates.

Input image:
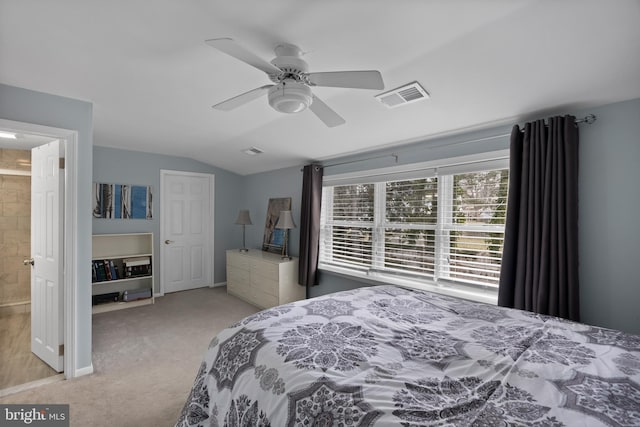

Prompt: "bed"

[176,285,640,426]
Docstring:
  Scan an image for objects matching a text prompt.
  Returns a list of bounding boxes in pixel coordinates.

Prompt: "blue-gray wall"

[578,98,640,335]
[242,165,304,254]
[240,98,640,335]
[0,83,94,372]
[92,146,245,290]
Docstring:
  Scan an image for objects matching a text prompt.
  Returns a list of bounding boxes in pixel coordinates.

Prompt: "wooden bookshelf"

[92,233,154,314]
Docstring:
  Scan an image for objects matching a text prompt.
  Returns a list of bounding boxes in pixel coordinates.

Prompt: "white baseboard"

[211,281,227,288]
[0,301,30,316]
[0,374,65,398]
[74,363,94,377]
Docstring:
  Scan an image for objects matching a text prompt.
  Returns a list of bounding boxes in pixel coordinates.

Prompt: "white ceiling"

[1,0,639,175]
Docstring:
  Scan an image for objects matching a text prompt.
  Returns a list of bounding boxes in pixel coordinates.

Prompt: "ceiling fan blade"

[212,85,273,111]
[206,38,282,76]
[309,95,346,127]
[307,71,384,90]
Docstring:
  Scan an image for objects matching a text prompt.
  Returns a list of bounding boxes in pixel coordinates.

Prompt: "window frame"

[319,150,509,304]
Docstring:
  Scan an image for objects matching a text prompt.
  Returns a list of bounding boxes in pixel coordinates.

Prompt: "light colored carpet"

[0,287,258,427]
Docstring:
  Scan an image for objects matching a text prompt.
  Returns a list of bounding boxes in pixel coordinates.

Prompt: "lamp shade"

[234,210,252,225]
[275,210,296,229]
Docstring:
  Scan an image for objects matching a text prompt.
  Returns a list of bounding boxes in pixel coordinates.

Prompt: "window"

[319,154,509,299]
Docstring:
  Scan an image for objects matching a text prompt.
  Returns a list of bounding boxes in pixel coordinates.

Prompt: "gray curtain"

[298,164,324,293]
[498,115,580,321]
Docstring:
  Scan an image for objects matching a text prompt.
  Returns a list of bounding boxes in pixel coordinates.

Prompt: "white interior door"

[31,139,64,372]
[161,171,214,293]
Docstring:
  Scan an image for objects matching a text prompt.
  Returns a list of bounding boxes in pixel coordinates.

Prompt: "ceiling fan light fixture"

[268,79,312,114]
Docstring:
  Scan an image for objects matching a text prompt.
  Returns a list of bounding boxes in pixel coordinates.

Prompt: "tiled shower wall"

[0,148,31,306]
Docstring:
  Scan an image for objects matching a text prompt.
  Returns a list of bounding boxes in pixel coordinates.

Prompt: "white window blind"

[320,183,374,270]
[320,153,509,294]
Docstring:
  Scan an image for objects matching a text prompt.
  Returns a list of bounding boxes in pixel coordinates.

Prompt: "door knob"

[164,240,174,245]
[23,258,35,266]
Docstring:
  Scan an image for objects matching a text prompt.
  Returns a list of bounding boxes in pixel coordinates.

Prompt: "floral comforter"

[176,285,640,426]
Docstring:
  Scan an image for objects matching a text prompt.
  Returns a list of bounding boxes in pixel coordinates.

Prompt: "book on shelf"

[92,256,151,282]
[104,260,112,280]
[92,262,97,282]
[125,264,152,278]
[92,259,120,282]
[93,260,107,282]
[122,288,152,302]
[92,292,120,305]
[109,260,118,280]
[123,256,151,267]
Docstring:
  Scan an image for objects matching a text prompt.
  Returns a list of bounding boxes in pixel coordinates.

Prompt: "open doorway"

[0,128,67,394]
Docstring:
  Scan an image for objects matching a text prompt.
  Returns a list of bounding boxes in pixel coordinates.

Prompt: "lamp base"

[281,255,292,260]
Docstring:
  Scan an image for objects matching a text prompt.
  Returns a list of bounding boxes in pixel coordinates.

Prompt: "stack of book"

[123,256,151,278]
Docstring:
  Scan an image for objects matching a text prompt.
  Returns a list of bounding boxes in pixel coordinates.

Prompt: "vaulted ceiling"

[1,0,639,175]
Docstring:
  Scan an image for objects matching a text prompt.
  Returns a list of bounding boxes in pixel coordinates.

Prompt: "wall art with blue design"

[92,182,153,219]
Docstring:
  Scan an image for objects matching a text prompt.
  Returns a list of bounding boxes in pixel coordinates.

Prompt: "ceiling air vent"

[242,146,264,155]
[375,81,430,108]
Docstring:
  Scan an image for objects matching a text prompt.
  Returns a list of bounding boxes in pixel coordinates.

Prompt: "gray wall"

[0,83,94,371]
[241,98,640,335]
[242,165,304,255]
[578,98,640,334]
[92,146,245,289]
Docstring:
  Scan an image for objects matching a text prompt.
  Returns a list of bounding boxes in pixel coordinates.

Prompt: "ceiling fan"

[206,38,384,127]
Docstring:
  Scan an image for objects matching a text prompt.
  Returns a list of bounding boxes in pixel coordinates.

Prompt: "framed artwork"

[92,182,153,219]
[262,197,291,253]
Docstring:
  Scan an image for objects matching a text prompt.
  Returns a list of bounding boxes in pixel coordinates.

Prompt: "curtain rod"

[575,114,597,124]
[323,152,399,169]
[304,114,596,171]
[301,153,399,172]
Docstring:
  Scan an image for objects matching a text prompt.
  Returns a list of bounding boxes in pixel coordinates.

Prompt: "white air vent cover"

[243,146,264,155]
[375,81,430,108]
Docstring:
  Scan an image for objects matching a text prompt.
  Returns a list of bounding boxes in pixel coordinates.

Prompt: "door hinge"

[59,158,65,169]
[59,344,64,356]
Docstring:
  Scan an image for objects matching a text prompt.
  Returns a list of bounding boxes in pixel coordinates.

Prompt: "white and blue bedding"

[176,285,640,426]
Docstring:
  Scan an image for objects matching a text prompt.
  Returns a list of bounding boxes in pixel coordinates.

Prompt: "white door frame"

[0,118,79,379]
[159,170,215,296]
